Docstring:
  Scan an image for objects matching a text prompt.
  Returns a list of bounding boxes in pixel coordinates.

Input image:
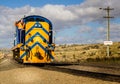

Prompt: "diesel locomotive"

[11,15,55,63]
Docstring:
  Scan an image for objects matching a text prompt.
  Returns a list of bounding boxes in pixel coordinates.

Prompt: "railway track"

[0,55,120,83]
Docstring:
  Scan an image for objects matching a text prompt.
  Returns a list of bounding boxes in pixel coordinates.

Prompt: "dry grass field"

[0,42,120,63]
[0,49,12,59]
[0,49,5,59]
[54,42,120,63]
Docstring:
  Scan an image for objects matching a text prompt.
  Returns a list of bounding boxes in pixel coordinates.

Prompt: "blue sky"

[0,0,120,48]
[0,0,84,7]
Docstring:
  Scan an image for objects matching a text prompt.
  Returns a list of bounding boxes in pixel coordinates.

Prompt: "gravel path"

[0,57,119,84]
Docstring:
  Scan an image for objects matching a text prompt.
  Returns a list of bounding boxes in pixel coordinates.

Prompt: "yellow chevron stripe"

[25,22,49,42]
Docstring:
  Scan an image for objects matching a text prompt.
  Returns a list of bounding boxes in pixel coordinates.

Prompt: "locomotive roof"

[23,15,52,27]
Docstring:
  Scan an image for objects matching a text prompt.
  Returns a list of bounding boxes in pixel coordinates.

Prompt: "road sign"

[104,41,113,45]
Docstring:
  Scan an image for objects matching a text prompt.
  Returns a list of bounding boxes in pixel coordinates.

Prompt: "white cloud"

[0,0,120,48]
[40,4,78,21]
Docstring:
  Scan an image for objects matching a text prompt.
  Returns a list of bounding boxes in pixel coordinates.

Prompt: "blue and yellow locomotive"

[11,15,55,63]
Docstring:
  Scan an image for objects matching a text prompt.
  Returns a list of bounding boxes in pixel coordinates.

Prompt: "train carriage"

[11,15,55,63]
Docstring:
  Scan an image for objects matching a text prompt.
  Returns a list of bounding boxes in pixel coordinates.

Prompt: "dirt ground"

[0,50,120,84]
[0,66,119,84]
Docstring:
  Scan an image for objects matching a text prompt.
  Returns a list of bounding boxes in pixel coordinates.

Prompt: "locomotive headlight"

[38,24,42,28]
[35,24,42,28]
[35,24,37,27]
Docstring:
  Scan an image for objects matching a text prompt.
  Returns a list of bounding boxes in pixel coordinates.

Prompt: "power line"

[99,6,114,57]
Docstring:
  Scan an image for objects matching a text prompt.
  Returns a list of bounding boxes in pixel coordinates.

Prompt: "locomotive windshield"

[25,17,45,22]
[23,15,52,27]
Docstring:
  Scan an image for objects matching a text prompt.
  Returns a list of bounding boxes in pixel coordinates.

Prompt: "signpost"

[104,41,113,46]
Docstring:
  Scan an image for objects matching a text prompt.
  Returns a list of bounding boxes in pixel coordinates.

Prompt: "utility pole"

[100,6,114,57]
